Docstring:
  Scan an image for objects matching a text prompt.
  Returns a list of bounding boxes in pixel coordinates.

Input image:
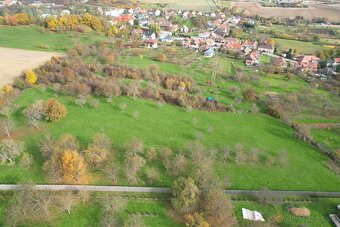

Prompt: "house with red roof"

[245,51,259,66]
[114,15,134,26]
[144,39,158,49]
[296,55,320,72]
[225,42,242,51]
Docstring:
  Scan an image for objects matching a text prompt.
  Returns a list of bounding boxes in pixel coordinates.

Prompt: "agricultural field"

[140,0,216,11]
[0,47,62,87]
[232,2,340,23]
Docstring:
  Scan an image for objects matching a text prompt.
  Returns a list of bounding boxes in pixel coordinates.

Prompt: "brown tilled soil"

[0,47,61,87]
[233,2,340,23]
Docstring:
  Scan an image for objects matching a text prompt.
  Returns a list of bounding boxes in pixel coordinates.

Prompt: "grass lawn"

[1,87,338,191]
[312,128,340,152]
[233,198,339,227]
[0,25,105,52]
[259,54,271,64]
[274,38,327,55]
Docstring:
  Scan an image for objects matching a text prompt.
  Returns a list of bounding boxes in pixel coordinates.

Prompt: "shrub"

[44,98,67,122]
[289,207,310,217]
[24,70,38,86]
[242,87,256,101]
[155,53,167,62]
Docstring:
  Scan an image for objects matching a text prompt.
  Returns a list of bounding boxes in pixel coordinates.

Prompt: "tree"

[83,144,109,167]
[242,87,256,101]
[46,16,58,31]
[124,154,145,184]
[145,167,159,184]
[155,53,167,62]
[44,98,67,122]
[200,188,237,227]
[171,177,199,213]
[6,186,53,226]
[43,135,86,183]
[0,119,15,138]
[149,23,161,35]
[39,135,55,160]
[126,138,144,157]
[23,100,44,129]
[83,133,111,167]
[146,147,157,161]
[25,70,38,86]
[104,162,119,184]
[15,13,31,25]
[0,139,24,165]
[185,213,210,227]
[59,191,80,214]
[60,150,86,182]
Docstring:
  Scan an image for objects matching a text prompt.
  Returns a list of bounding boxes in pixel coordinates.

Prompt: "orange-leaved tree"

[44,98,67,122]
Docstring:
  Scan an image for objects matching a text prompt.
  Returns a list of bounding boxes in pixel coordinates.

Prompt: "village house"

[180,25,190,33]
[144,39,158,49]
[199,32,210,39]
[141,31,156,40]
[204,47,215,58]
[258,44,274,54]
[296,55,320,72]
[113,15,134,26]
[245,51,259,66]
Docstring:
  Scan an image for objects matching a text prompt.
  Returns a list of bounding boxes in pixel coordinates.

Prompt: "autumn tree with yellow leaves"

[42,134,87,183]
[24,70,37,86]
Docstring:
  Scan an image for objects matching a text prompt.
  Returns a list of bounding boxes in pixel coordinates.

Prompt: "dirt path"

[0,47,62,87]
[1,184,340,197]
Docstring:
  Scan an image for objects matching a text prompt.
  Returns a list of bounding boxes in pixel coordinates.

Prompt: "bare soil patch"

[232,2,340,23]
[0,47,62,87]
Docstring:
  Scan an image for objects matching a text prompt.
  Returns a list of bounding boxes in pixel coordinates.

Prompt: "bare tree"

[221,145,231,163]
[124,155,145,185]
[104,162,120,184]
[0,119,15,138]
[249,147,259,164]
[145,167,159,184]
[23,100,44,129]
[126,138,144,157]
[59,191,80,214]
[0,139,24,165]
[39,135,55,160]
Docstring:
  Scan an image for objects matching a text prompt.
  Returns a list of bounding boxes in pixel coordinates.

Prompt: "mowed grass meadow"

[3,87,339,191]
[0,25,105,52]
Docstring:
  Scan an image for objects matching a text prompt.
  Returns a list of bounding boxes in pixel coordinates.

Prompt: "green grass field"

[259,54,271,64]
[0,25,105,52]
[2,87,338,191]
[140,0,216,11]
[312,128,340,152]
[274,38,327,55]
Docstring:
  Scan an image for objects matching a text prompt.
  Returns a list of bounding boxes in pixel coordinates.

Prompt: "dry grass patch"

[289,207,311,217]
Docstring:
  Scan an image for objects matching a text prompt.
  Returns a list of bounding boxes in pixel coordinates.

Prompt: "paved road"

[0,184,339,197]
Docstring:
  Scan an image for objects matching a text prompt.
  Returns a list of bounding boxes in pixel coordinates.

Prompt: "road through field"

[0,47,62,87]
[0,184,339,197]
